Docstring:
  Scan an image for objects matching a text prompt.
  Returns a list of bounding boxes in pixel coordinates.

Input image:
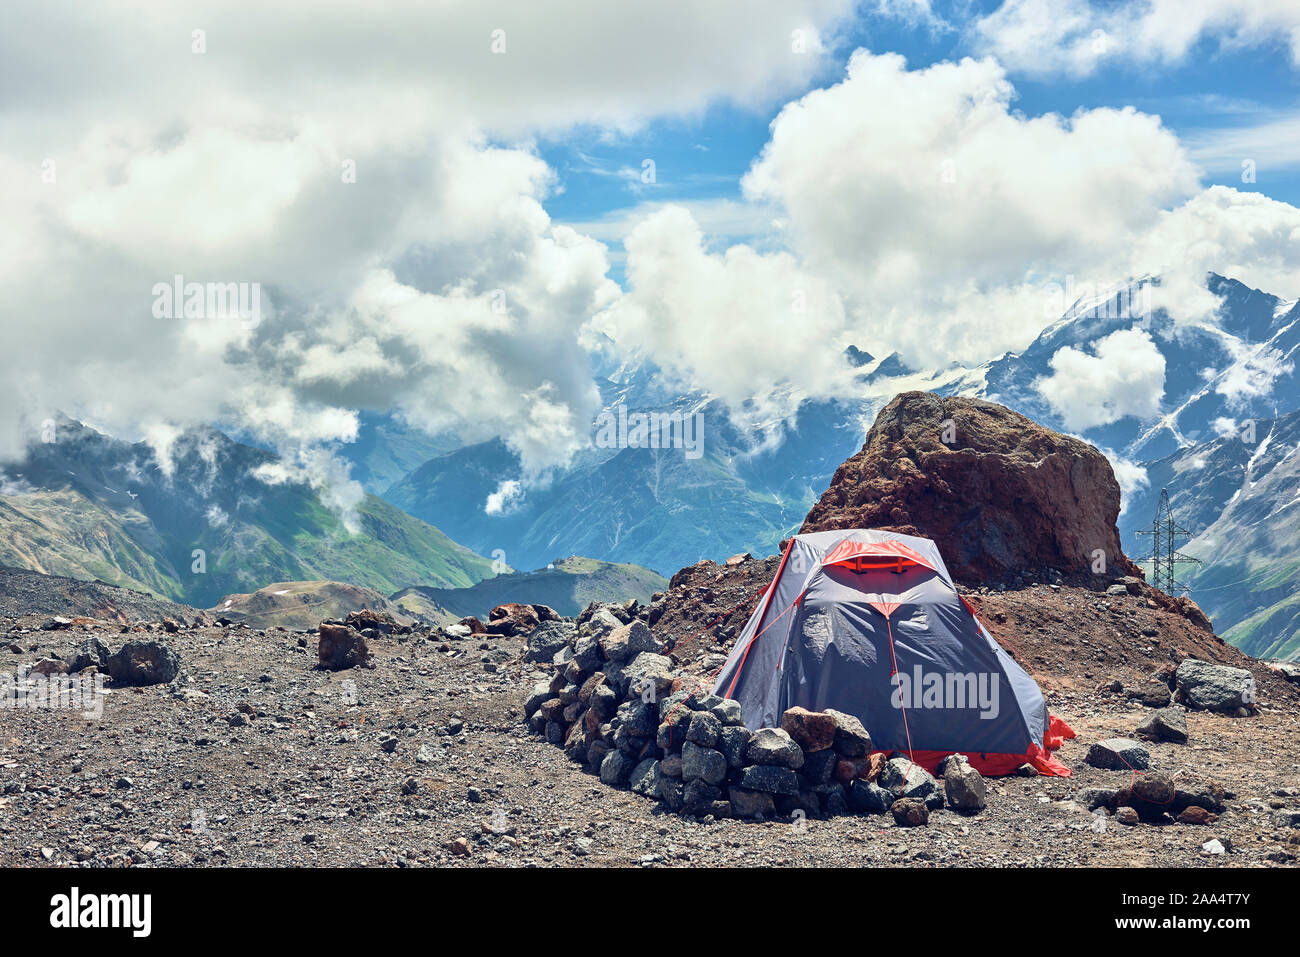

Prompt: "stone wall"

[522,602,988,824]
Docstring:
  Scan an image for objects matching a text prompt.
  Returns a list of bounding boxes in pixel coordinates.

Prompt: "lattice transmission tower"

[1136,488,1202,594]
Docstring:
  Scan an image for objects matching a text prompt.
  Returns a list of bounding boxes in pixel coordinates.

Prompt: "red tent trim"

[822,538,936,573]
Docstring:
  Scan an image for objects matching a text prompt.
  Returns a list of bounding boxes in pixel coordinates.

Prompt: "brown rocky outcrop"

[800,391,1144,585]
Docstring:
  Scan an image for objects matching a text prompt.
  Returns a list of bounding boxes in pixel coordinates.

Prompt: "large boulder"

[799,392,1143,584]
[622,653,676,699]
[107,640,181,686]
[1117,772,1178,823]
[738,764,800,796]
[729,787,775,819]
[848,779,894,814]
[628,759,661,798]
[599,749,634,787]
[344,608,404,635]
[681,742,727,786]
[317,623,372,671]
[1174,659,1256,713]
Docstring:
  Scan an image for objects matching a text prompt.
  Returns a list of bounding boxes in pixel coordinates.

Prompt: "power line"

[1136,487,1202,594]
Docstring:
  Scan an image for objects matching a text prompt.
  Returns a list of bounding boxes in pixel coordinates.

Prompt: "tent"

[712,529,1074,776]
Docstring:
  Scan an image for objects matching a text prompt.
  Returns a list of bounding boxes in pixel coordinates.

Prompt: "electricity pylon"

[1136,488,1202,594]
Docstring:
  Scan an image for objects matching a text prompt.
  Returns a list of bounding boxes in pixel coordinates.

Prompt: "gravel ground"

[2,599,1298,869]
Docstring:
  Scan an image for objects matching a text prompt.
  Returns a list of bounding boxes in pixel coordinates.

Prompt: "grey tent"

[712,529,1073,775]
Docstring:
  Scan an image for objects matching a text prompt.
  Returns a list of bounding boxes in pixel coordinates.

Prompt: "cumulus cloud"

[0,0,859,484]
[739,50,1200,368]
[1129,187,1300,323]
[585,205,858,432]
[1035,328,1167,430]
[971,0,1300,79]
[485,480,525,516]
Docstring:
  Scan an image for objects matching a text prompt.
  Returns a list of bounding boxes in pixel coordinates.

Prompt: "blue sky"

[540,1,1300,287]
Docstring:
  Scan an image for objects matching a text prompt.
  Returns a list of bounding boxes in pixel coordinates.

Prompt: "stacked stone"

[521,607,987,824]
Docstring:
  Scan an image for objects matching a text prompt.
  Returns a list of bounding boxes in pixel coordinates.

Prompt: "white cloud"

[586,205,858,432]
[739,50,1200,368]
[0,0,860,485]
[1035,328,1167,430]
[485,480,525,516]
[971,0,1300,79]
[1130,187,1300,322]
[1212,416,1239,438]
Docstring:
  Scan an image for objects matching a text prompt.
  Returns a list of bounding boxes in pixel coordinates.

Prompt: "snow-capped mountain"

[378,271,1297,655]
[956,274,1299,463]
[1118,406,1300,660]
[0,418,494,608]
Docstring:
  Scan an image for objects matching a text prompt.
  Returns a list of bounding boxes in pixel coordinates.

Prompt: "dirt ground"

[2,573,1298,867]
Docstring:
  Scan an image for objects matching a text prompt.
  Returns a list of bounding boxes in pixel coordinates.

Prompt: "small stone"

[737,764,800,796]
[681,742,727,786]
[685,711,721,748]
[1085,738,1149,771]
[1177,806,1216,825]
[1116,807,1140,825]
[1136,707,1188,744]
[780,707,837,752]
[729,787,775,819]
[744,727,804,769]
[942,755,987,813]
[891,798,929,827]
